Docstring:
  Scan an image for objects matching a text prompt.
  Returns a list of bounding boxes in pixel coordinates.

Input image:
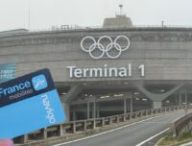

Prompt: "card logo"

[32,74,48,91]
[41,94,56,124]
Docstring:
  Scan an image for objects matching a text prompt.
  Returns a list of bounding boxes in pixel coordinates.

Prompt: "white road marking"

[180,141,192,146]
[135,128,169,146]
[136,111,189,146]
[52,117,155,146]
[143,122,171,124]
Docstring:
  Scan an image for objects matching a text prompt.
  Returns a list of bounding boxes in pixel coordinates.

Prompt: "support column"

[130,95,133,118]
[96,104,100,118]
[123,97,127,121]
[87,101,90,119]
[124,97,127,115]
[63,102,70,122]
[93,97,96,129]
[153,101,162,109]
[185,90,188,105]
[72,112,77,121]
[174,93,179,105]
[92,98,96,119]
[179,91,182,106]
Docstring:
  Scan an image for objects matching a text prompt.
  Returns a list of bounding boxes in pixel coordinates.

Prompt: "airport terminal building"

[0,14,192,121]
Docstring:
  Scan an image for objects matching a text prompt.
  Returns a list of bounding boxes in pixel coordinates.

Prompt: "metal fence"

[14,105,187,145]
[171,108,192,138]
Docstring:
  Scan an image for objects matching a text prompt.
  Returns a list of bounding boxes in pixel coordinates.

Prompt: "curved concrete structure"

[1,26,192,120]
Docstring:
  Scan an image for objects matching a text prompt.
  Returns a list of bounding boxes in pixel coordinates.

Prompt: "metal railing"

[171,107,192,138]
[14,105,187,145]
[30,25,192,33]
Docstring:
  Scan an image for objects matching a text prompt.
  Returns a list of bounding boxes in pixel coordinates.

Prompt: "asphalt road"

[54,110,187,146]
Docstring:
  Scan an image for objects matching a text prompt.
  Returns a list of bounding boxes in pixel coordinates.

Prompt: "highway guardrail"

[171,107,192,138]
[14,105,188,145]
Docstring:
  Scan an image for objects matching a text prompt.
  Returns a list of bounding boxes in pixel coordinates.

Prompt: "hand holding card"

[0,69,66,139]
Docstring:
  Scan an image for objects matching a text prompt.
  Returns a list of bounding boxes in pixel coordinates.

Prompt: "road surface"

[54,110,187,146]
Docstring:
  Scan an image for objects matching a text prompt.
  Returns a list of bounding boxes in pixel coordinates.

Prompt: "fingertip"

[0,139,14,146]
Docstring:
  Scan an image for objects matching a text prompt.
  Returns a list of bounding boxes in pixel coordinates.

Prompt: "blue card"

[0,69,65,139]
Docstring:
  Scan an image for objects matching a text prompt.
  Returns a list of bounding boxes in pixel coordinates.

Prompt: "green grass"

[158,132,192,146]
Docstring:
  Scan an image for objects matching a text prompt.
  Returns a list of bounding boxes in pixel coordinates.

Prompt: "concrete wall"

[0,28,192,84]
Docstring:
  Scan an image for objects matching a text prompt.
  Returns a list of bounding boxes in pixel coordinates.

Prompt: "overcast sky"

[0,0,192,31]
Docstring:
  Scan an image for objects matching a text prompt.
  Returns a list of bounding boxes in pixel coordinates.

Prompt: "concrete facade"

[1,27,192,120]
[1,28,192,81]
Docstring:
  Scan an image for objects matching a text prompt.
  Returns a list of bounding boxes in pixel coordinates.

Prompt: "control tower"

[103,4,133,28]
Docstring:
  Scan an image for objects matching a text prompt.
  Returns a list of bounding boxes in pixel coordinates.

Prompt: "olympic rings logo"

[80,35,131,59]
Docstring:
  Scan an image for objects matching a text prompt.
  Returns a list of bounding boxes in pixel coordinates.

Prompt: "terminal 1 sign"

[67,64,145,78]
[67,35,145,79]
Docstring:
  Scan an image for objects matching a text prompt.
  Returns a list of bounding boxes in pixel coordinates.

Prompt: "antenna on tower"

[119,4,123,16]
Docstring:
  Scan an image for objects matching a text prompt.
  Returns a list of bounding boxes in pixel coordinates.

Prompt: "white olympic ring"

[80,35,131,59]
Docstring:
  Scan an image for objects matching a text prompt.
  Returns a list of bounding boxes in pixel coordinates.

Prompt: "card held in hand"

[0,69,65,139]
